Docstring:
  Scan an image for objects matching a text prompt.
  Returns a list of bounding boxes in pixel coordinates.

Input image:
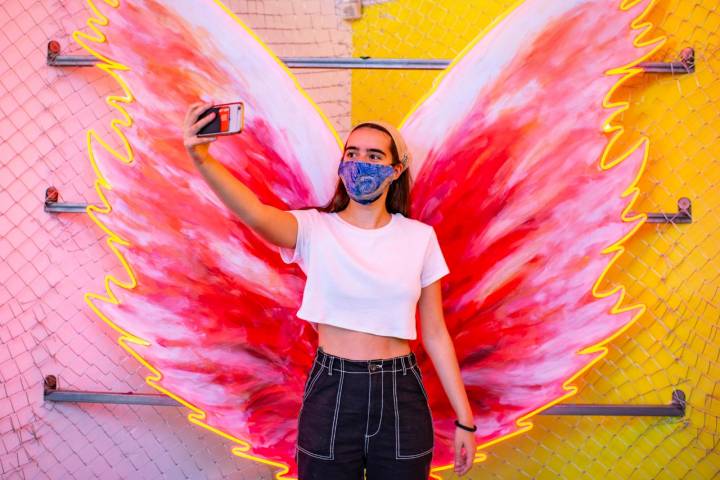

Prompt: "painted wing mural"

[75,0,662,477]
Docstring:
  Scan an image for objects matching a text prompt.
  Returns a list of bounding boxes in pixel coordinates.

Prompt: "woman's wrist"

[456,409,474,426]
[454,419,477,432]
[187,144,213,167]
[190,151,211,168]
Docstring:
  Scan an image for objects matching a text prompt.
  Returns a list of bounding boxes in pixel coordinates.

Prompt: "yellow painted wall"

[351,0,518,126]
[351,1,719,478]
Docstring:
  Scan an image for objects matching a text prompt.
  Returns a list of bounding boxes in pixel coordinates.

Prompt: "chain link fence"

[1,0,717,478]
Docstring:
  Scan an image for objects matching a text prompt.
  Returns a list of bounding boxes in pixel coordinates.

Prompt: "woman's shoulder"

[394,212,431,226]
[290,207,325,217]
[394,213,435,235]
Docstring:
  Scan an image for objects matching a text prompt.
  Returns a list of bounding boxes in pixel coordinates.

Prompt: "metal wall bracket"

[642,197,692,224]
[639,47,695,74]
[44,186,92,213]
[541,389,685,417]
[44,375,181,406]
[43,375,685,417]
[47,40,96,67]
[336,0,362,21]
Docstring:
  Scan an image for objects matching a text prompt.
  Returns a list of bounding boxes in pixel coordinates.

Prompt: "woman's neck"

[338,198,392,229]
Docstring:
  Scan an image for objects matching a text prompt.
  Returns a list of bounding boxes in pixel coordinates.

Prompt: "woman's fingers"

[190,111,216,134]
[453,433,476,476]
[187,136,217,147]
[184,102,205,128]
[183,102,218,158]
[183,102,217,141]
[454,445,471,476]
[454,439,464,473]
[185,131,217,148]
[184,102,214,130]
[461,445,474,475]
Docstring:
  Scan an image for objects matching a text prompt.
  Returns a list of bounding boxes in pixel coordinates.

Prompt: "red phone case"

[197,102,244,137]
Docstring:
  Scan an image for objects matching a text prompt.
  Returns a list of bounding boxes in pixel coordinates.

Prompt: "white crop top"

[278,208,450,340]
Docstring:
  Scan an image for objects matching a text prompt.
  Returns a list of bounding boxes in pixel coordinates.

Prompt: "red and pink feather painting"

[74,0,663,477]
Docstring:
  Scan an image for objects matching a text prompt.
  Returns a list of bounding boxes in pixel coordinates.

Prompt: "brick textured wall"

[225,0,352,138]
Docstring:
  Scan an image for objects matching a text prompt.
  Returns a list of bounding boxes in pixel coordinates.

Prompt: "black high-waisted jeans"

[296,346,434,479]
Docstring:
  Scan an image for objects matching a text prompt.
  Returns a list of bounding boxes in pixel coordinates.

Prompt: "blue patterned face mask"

[338,160,396,205]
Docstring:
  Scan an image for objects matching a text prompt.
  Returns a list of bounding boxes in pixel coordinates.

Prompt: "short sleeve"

[279,208,317,267]
[420,227,450,287]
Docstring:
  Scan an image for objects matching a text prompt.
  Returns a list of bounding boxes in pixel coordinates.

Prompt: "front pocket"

[297,367,344,459]
[393,367,434,459]
[302,361,324,401]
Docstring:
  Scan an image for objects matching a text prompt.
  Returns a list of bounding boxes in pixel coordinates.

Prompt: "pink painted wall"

[0,1,349,478]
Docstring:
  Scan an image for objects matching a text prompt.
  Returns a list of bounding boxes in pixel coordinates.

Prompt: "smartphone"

[197,102,244,137]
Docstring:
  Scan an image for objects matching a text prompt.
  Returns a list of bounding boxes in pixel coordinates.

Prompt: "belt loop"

[401,356,407,375]
[328,357,334,376]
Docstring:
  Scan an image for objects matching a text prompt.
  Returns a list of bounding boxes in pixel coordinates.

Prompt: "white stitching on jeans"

[393,366,400,458]
[297,361,322,432]
[410,366,435,451]
[364,368,372,454]
[297,445,332,460]
[297,358,344,460]
[328,359,344,458]
[302,364,325,402]
[366,364,384,439]
[411,367,430,403]
[394,365,434,459]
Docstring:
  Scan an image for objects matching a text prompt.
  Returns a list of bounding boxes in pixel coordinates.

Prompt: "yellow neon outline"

[74,0,664,478]
[75,0,343,477]
[416,1,664,477]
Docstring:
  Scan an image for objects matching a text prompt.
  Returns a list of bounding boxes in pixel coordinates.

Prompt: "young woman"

[183,102,477,479]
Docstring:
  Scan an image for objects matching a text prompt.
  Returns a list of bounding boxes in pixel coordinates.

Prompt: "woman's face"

[342,127,402,178]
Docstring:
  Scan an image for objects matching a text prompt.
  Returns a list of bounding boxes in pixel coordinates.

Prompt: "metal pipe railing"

[47,41,696,73]
[44,187,693,225]
[43,375,685,417]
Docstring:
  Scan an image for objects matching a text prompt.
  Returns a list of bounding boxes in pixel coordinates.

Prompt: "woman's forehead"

[345,127,392,151]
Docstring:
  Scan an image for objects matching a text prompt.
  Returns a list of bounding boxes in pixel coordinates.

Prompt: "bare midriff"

[317,323,412,360]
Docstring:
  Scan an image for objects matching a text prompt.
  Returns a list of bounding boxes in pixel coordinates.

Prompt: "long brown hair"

[311,123,412,217]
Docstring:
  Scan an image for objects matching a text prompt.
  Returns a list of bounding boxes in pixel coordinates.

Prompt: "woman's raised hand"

[183,102,217,164]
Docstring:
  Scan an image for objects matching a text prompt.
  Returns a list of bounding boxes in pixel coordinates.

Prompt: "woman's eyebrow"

[345,146,386,155]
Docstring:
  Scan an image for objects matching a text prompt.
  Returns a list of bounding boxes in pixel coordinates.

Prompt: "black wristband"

[454,419,477,432]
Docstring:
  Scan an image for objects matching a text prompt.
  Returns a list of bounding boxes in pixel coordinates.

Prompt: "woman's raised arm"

[182,102,297,249]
